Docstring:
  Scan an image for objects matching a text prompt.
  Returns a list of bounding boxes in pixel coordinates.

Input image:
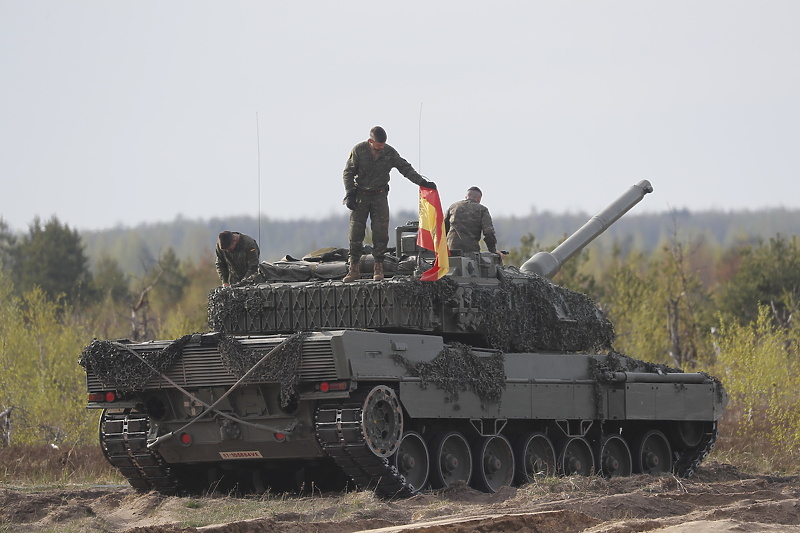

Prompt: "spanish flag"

[417,185,449,281]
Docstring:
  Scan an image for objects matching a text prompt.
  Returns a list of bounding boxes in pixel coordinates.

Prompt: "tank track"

[315,391,415,498]
[100,409,178,493]
[673,421,718,477]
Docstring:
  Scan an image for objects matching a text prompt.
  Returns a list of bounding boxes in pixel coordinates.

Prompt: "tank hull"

[83,329,726,496]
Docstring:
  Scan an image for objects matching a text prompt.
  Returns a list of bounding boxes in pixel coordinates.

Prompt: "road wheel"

[429,431,472,488]
[391,431,429,491]
[471,434,515,493]
[513,432,556,485]
[597,435,633,477]
[635,430,673,475]
[557,437,594,476]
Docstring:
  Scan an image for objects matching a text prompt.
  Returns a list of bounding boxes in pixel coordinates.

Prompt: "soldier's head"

[368,126,387,152]
[466,186,483,203]
[218,231,239,252]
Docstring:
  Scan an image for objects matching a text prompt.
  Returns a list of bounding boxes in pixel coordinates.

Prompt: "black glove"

[343,192,357,210]
[421,180,437,190]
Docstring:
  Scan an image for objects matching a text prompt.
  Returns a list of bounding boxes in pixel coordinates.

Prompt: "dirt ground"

[2,462,799,533]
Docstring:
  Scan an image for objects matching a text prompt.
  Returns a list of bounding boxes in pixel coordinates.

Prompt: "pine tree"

[11,217,94,307]
[0,218,17,273]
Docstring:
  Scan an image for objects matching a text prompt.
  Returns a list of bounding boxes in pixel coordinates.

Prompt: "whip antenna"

[418,102,423,172]
[256,112,262,247]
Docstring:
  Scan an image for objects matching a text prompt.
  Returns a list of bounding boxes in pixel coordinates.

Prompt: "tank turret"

[208,181,653,353]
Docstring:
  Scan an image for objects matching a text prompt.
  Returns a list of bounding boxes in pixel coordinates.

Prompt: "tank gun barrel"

[520,180,653,279]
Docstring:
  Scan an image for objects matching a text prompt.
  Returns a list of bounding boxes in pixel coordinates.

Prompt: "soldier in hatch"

[444,187,501,258]
[215,231,260,287]
[342,126,436,282]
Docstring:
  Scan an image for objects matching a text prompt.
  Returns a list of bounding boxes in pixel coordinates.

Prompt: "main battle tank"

[80,180,727,497]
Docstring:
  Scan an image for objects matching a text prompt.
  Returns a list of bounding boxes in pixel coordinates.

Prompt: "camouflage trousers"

[349,191,390,263]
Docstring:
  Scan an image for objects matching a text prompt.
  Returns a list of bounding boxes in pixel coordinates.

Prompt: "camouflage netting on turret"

[207,286,257,331]
[206,268,614,354]
[79,335,193,393]
[393,343,506,404]
[477,270,615,353]
[216,332,309,408]
[391,271,615,353]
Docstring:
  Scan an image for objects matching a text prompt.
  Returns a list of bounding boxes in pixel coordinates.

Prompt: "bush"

[0,274,97,446]
[711,305,800,472]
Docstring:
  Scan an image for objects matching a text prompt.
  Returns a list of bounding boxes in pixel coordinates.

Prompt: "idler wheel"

[672,421,707,449]
[361,385,403,458]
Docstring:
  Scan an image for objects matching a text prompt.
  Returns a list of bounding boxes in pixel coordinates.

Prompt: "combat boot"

[373,262,384,281]
[343,262,361,283]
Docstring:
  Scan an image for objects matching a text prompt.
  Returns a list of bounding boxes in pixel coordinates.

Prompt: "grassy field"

[0,445,123,488]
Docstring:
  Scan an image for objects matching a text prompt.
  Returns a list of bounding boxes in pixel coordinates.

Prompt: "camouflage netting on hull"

[206,270,614,354]
[80,333,309,407]
[587,350,684,420]
[79,335,193,393]
[598,350,681,375]
[393,343,506,404]
[591,350,726,404]
[216,332,309,408]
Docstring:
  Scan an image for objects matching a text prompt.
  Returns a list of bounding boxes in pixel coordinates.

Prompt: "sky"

[2,1,799,232]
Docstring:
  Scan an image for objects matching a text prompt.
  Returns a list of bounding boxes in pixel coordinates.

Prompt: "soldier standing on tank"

[342,126,436,282]
[215,231,260,287]
[444,187,502,259]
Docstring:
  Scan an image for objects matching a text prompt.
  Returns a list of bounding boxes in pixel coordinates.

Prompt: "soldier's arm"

[482,209,498,253]
[343,147,359,193]
[391,151,425,186]
[215,247,229,284]
[245,243,260,277]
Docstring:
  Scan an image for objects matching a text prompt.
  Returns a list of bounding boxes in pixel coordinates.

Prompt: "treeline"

[69,207,800,277]
[0,213,799,471]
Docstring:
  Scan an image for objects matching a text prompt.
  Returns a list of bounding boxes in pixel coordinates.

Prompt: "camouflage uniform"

[343,141,426,263]
[215,233,260,285]
[444,199,498,254]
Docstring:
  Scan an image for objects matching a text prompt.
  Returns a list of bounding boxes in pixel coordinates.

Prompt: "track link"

[100,409,178,493]
[315,391,414,498]
[674,421,718,477]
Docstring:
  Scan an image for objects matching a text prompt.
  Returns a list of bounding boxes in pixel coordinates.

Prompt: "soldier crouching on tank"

[215,231,260,287]
[444,187,503,260]
[342,125,436,282]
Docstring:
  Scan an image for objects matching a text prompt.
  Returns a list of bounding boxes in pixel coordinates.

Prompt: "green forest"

[1,209,799,474]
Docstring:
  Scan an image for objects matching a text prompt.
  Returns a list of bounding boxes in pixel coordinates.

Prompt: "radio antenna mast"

[418,102,423,172]
[256,112,262,248]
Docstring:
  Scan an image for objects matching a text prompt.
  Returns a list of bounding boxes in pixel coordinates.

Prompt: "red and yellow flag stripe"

[417,185,449,281]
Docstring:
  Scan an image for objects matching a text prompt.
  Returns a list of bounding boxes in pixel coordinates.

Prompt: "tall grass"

[0,445,122,487]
